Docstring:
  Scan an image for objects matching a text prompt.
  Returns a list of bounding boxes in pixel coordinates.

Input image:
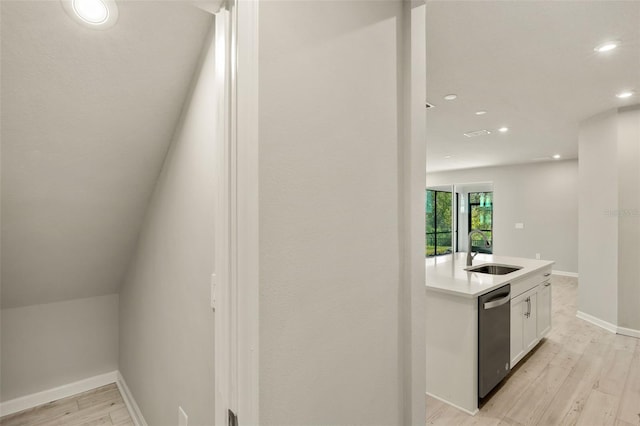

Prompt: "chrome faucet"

[467,230,491,266]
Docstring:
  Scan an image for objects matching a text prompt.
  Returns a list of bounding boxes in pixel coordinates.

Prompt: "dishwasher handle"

[483,293,511,310]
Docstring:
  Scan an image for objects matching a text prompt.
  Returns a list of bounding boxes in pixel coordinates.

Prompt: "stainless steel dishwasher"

[478,284,511,399]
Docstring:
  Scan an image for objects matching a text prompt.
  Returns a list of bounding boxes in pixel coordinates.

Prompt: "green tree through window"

[469,192,493,253]
[426,190,452,256]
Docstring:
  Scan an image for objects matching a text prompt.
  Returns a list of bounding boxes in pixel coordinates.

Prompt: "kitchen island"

[426,253,554,414]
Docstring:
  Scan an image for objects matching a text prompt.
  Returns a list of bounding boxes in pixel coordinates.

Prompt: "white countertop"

[425,253,554,298]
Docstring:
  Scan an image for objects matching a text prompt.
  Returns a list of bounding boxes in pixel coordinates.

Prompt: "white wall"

[427,160,579,273]
[616,106,640,330]
[0,1,213,310]
[578,110,619,326]
[117,23,217,426]
[258,1,417,424]
[406,3,427,425]
[0,294,118,401]
[578,105,640,331]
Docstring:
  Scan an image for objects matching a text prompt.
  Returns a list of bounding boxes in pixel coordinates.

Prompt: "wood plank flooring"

[426,275,640,426]
[0,384,133,426]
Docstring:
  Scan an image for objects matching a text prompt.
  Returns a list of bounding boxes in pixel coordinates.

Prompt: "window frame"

[467,191,493,254]
[426,189,453,257]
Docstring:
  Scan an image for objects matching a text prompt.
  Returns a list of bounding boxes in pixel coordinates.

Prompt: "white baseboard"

[116,372,147,426]
[0,371,148,426]
[576,311,618,334]
[426,391,478,416]
[576,311,640,339]
[0,371,118,417]
[617,326,640,339]
[552,270,579,278]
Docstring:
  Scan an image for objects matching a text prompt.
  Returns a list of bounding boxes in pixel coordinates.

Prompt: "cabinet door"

[537,282,552,338]
[524,292,538,352]
[510,297,525,368]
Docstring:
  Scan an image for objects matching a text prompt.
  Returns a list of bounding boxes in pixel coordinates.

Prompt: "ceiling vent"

[464,129,492,138]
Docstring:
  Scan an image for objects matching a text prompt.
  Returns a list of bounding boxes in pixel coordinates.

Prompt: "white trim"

[236,0,260,423]
[403,2,427,426]
[0,371,118,417]
[116,372,147,426]
[213,5,233,426]
[576,311,640,339]
[425,392,478,416]
[576,311,618,334]
[552,270,579,278]
[617,326,640,339]
[213,1,260,423]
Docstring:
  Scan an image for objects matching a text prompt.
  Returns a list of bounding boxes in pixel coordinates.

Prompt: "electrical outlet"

[178,406,188,426]
[536,253,541,260]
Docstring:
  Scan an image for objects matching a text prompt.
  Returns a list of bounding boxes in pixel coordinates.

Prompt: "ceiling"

[426,1,640,173]
[1,1,215,308]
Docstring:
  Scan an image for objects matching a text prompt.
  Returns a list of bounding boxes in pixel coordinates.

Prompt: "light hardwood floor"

[0,383,133,426]
[426,275,640,426]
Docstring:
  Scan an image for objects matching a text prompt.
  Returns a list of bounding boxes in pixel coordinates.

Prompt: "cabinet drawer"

[512,285,537,305]
[511,267,552,298]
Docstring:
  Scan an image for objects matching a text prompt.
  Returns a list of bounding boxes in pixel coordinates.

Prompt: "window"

[468,192,493,253]
[426,190,452,257]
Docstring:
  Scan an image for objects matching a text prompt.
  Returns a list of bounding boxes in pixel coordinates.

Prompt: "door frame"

[235,0,260,424]
[213,0,259,424]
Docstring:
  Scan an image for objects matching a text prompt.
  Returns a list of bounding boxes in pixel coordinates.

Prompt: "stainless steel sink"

[466,263,522,275]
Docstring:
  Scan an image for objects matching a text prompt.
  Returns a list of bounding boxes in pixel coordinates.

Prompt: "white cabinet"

[510,295,525,366]
[524,291,538,352]
[510,287,539,368]
[537,281,552,338]
[509,268,552,368]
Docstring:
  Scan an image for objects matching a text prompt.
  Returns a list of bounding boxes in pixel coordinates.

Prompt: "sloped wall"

[117,23,217,426]
[0,1,213,310]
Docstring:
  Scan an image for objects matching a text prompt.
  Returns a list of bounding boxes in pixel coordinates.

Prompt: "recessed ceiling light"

[616,91,634,99]
[475,111,487,116]
[62,0,118,29]
[552,154,561,160]
[73,0,108,24]
[594,41,619,53]
[444,155,452,159]
[498,127,509,133]
[444,94,458,101]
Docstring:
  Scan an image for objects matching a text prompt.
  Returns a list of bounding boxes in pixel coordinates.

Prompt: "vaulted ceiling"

[426,1,640,172]
[1,1,215,308]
